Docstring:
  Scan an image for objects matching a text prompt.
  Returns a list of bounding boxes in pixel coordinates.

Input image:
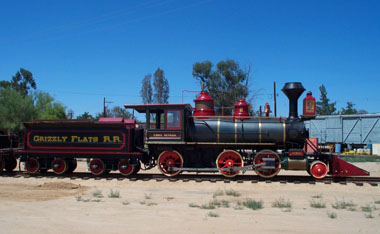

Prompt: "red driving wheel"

[118,159,135,176]
[89,158,105,176]
[25,157,40,174]
[51,158,68,174]
[254,150,281,178]
[216,150,244,177]
[310,161,328,179]
[157,150,183,176]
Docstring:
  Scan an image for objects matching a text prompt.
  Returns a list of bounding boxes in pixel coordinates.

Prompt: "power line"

[40,89,195,98]
[1,0,212,45]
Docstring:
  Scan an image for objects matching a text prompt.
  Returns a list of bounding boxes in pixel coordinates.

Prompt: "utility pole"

[274,82,277,117]
[103,97,113,117]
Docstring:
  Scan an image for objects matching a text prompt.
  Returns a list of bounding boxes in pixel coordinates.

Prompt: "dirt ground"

[1,162,380,234]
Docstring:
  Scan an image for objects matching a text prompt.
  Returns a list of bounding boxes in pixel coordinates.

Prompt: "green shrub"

[75,196,90,202]
[213,189,224,198]
[310,199,326,208]
[272,198,292,209]
[327,211,337,219]
[189,203,200,208]
[225,189,241,197]
[242,199,263,210]
[361,204,376,212]
[221,200,230,208]
[207,212,219,217]
[234,202,244,210]
[108,189,121,198]
[200,200,220,210]
[165,196,174,201]
[331,199,357,210]
[312,194,323,199]
[92,190,104,198]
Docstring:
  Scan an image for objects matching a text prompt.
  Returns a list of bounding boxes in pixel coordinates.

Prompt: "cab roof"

[124,104,192,114]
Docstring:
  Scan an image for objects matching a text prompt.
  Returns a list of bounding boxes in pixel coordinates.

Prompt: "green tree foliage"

[76,112,94,119]
[193,59,250,115]
[140,74,153,104]
[316,85,336,115]
[0,87,35,132]
[0,69,66,133]
[340,102,358,115]
[32,91,66,119]
[0,68,37,96]
[153,68,169,104]
[95,106,133,120]
[110,106,133,119]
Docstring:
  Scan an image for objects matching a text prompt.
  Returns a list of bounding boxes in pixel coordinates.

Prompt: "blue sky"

[1,0,379,117]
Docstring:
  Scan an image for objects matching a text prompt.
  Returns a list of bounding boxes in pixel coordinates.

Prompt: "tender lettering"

[32,134,121,143]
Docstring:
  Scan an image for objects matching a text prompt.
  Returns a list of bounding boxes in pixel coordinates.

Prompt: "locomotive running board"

[330,155,370,177]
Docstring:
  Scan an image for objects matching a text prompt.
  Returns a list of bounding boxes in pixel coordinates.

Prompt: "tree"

[0,69,66,133]
[340,102,358,115]
[76,112,94,119]
[140,74,153,104]
[153,68,169,104]
[193,59,250,115]
[32,91,67,119]
[0,87,36,133]
[316,85,336,115]
[95,106,133,121]
[110,106,133,119]
[0,68,37,96]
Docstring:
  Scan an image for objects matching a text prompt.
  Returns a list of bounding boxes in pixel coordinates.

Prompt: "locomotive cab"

[124,104,193,142]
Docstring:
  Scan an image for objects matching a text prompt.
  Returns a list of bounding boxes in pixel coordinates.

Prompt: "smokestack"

[281,82,305,120]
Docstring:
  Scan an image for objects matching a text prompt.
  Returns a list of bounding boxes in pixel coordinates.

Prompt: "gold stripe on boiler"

[217,118,221,143]
[283,121,286,144]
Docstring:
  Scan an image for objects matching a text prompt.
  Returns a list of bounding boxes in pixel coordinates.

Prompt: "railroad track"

[1,171,380,186]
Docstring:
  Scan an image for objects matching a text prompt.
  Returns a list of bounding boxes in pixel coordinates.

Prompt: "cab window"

[166,110,181,129]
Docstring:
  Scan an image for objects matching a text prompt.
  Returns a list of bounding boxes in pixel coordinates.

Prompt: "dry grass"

[108,190,120,198]
[331,199,357,210]
[207,212,219,218]
[225,189,241,197]
[92,190,104,198]
[327,211,337,219]
[272,197,292,209]
[310,199,326,208]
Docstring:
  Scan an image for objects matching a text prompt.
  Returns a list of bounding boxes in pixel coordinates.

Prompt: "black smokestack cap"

[282,82,305,120]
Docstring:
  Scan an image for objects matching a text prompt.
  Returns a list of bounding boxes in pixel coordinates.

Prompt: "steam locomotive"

[1,82,369,179]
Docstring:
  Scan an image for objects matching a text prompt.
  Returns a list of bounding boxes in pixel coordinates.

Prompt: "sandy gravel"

[0,162,380,234]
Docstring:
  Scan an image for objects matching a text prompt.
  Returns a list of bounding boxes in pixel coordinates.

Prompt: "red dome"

[193,91,215,119]
[194,91,214,102]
